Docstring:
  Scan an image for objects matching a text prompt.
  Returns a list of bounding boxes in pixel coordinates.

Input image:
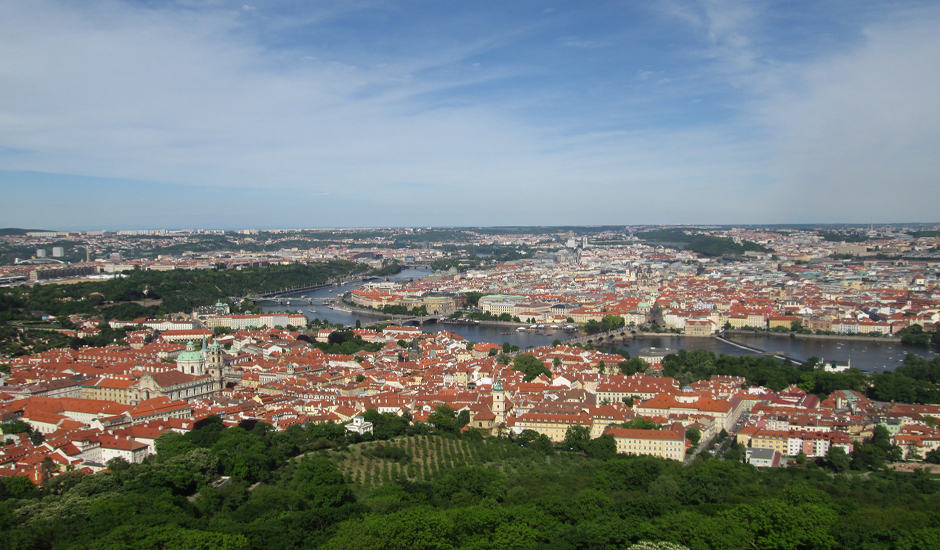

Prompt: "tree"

[850,426,898,471]
[514,429,554,455]
[628,543,691,550]
[98,525,250,550]
[513,353,551,381]
[362,409,410,440]
[826,446,850,472]
[514,429,540,447]
[428,405,458,433]
[1,419,30,435]
[563,425,591,452]
[584,434,617,460]
[211,427,273,482]
[106,457,131,472]
[1,475,40,499]
[601,314,625,331]
[463,291,484,307]
[618,358,647,375]
[456,409,470,430]
[293,456,355,509]
[925,448,940,464]
[871,425,891,449]
[530,433,555,455]
[155,431,198,460]
[898,324,930,346]
[622,417,660,430]
[685,427,701,447]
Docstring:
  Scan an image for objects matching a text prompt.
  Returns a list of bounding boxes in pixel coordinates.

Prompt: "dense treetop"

[1,413,938,550]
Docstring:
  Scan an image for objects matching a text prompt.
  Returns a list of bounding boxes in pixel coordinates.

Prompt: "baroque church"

[127,340,225,404]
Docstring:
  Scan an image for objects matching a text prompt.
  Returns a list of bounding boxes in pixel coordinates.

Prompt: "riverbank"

[725,329,901,344]
[333,303,533,329]
[266,269,936,371]
[441,318,531,329]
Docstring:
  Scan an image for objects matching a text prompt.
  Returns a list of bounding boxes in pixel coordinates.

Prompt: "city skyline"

[2,0,939,229]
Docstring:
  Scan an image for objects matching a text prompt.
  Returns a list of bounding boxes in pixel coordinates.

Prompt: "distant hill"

[0,228,51,236]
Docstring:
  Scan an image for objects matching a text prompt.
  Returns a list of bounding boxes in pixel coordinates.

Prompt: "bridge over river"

[560,328,803,363]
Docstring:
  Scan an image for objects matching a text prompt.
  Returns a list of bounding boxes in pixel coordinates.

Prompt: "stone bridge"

[561,327,638,346]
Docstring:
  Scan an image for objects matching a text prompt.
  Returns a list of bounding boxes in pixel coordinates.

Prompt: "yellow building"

[81,377,135,405]
[750,429,788,455]
[479,295,526,316]
[768,316,798,330]
[605,427,687,461]
[684,320,713,336]
[727,316,749,328]
[513,412,591,442]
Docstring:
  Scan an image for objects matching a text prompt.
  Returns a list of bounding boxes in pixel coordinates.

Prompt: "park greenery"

[1,413,938,549]
[369,262,404,277]
[453,309,520,323]
[1,261,365,323]
[296,330,383,356]
[463,291,485,308]
[661,349,940,404]
[637,230,771,257]
[0,261,366,356]
[512,353,552,381]
[585,314,626,334]
[817,230,869,243]
[379,304,428,316]
[897,324,939,346]
[430,244,533,272]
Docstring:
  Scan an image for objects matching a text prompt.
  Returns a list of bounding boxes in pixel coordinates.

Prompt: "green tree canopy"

[513,353,551,381]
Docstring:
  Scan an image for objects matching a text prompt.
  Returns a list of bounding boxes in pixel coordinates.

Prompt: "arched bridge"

[396,316,439,326]
[562,327,638,346]
[558,328,804,364]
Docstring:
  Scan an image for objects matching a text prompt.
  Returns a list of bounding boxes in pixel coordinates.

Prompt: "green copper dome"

[176,340,204,363]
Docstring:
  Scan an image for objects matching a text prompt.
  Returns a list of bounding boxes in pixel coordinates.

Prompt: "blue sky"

[1,0,938,230]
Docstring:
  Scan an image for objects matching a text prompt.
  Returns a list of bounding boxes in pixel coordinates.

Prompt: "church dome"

[176,340,204,363]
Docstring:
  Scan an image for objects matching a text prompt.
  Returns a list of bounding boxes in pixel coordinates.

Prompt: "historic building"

[126,340,223,404]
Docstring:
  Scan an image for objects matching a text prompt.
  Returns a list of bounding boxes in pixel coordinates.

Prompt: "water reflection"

[259,268,937,372]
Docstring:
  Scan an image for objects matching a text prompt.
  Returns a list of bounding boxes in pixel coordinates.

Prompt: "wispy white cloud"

[0,0,938,227]
[758,14,940,220]
[559,36,610,49]
[658,0,759,73]
[0,0,760,225]
[657,0,940,222]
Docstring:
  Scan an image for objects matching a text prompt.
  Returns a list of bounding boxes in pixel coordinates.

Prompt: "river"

[260,267,938,372]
